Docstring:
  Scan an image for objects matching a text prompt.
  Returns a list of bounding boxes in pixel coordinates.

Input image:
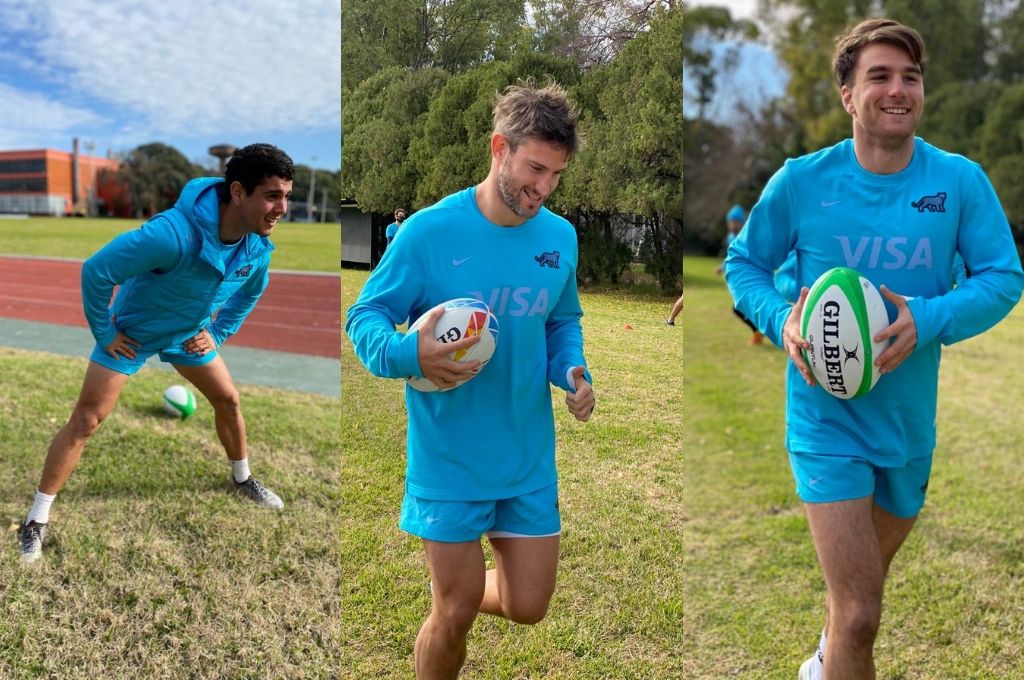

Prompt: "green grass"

[340,269,685,678]
[681,255,1024,678]
[0,217,338,272]
[0,349,340,677]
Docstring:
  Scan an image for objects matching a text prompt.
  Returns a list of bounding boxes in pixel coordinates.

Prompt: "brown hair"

[832,18,926,87]
[492,79,580,155]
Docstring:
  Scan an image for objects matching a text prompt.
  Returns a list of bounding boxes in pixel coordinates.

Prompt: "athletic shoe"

[798,634,823,680]
[19,520,47,564]
[665,319,675,326]
[234,476,284,510]
[797,646,824,680]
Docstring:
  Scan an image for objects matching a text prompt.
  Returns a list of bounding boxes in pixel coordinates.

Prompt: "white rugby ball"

[406,298,499,392]
[163,385,197,418]
[800,267,890,399]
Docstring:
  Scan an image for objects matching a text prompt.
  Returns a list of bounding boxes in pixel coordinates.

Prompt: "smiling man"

[723,19,1023,680]
[346,81,595,679]
[18,143,294,564]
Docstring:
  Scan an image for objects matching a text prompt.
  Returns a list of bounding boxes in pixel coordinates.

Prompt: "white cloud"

[2,0,340,142]
[0,81,106,149]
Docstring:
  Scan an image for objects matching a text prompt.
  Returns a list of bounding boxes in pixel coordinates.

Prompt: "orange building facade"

[0,147,121,216]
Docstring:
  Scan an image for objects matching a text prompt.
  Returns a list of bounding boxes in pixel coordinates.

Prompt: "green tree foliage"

[291,166,343,222]
[979,82,1024,227]
[563,4,683,289]
[342,0,526,91]
[342,66,451,212]
[409,52,582,206]
[117,143,204,217]
[916,79,1005,157]
[530,0,679,67]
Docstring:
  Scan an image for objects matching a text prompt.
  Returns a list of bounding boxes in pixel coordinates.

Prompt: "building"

[0,142,120,216]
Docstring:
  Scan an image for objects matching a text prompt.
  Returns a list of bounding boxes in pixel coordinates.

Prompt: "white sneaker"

[798,652,822,680]
[798,642,824,680]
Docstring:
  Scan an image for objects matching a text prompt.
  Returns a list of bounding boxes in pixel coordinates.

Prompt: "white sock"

[26,490,55,525]
[231,458,251,483]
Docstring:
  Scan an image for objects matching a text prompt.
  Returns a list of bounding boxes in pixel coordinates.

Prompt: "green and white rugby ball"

[800,267,890,400]
[163,385,198,418]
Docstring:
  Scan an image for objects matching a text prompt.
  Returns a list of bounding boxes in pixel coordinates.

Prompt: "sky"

[0,0,341,170]
[684,0,790,123]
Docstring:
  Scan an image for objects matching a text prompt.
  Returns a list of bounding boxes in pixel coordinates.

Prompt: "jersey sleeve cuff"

[396,328,424,379]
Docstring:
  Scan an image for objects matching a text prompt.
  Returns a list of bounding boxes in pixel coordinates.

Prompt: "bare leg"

[819,502,917,650]
[416,540,487,680]
[479,535,559,624]
[667,294,684,323]
[173,356,245,461]
[38,362,129,494]
[805,497,886,680]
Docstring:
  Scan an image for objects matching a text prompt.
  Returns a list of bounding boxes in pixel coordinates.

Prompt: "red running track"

[0,256,339,359]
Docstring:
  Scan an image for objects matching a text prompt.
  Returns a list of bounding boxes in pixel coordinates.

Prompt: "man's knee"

[208,386,241,414]
[66,404,109,439]
[832,599,882,646]
[432,597,480,637]
[503,596,551,625]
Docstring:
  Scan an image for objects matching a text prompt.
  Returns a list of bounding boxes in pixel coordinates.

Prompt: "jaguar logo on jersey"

[820,300,847,395]
[535,250,560,268]
[233,264,253,278]
[911,192,947,213]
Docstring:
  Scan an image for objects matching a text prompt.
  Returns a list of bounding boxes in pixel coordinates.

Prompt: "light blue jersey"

[725,138,1024,464]
[346,187,589,501]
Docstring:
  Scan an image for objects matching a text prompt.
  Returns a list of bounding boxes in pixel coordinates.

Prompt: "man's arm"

[205,261,269,347]
[81,216,181,348]
[723,164,797,347]
[906,163,1024,347]
[345,232,429,380]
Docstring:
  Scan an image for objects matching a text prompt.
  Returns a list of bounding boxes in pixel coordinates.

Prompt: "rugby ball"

[800,267,889,399]
[406,298,499,392]
[163,385,197,418]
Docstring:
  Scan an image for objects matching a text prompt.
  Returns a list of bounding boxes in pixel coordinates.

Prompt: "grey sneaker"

[19,520,47,563]
[665,319,675,326]
[234,476,284,510]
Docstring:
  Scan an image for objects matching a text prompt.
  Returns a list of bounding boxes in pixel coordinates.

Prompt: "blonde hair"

[492,79,580,155]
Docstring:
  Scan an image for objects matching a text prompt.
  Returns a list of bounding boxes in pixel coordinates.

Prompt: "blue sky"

[684,0,790,123]
[0,0,340,170]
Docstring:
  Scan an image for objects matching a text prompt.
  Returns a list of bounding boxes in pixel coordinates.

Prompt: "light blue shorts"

[89,342,217,376]
[788,451,933,518]
[399,483,561,543]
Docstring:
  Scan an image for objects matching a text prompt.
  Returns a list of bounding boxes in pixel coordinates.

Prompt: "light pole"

[307,157,317,222]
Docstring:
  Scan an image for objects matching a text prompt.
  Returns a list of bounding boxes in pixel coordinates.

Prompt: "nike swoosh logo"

[808,476,823,486]
[452,257,472,266]
[820,200,841,208]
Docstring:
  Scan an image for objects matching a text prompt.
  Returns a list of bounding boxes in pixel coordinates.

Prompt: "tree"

[342,66,451,211]
[408,52,582,206]
[116,143,204,217]
[530,0,679,68]
[342,0,526,91]
[564,3,684,289]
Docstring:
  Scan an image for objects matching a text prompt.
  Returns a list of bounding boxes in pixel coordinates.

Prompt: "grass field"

[340,268,685,678]
[681,255,1024,678]
[0,349,340,677]
[0,217,339,272]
